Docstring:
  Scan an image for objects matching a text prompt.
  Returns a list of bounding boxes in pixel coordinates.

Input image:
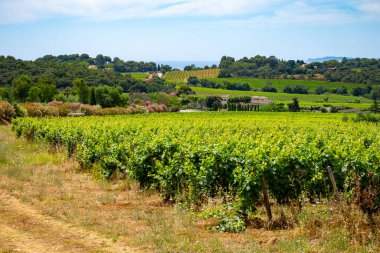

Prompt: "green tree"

[37,77,57,102]
[94,85,124,108]
[89,87,97,105]
[187,76,199,86]
[370,86,380,113]
[205,96,222,111]
[26,86,40,102]
[177,85,195,95]
[288,98,300,112]
[73,78,90,104]
[11,75,33,102]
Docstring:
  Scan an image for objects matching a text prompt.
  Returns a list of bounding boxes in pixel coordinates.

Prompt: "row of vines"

[12,112,380,220]
[164,69,220,82]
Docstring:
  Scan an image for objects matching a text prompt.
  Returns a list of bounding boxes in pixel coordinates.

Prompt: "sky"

[0,0,379,62]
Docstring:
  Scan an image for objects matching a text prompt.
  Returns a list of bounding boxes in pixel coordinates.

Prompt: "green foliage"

[26,86,41,102]
[202,204,246,233]
[11,75,33,102]
[73,78,90,104]
[205,96,222,110]
[36,77,57,102]
[177,85,195,96]
[187,76,199,85]
[353,113,380,123]
[227,96,251,104]
[283,85,308,94]
[94,85,125,108]
[218,55,380,84]
[89,88,96,105]
[288,98,300,112]
[54,92,67,102]
[11,112,380,219]
[262,85,277,92]
[260,103,286,112]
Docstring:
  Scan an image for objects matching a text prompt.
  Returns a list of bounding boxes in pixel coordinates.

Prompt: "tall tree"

[89,87,97,105]
[73,78,90,104]
[37,77,57,102]
[370,86,380,113]
[11,75,33,102]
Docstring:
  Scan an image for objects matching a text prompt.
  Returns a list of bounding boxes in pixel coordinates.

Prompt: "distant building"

[221,95,229,106]
[250,96,272,105]
[88,65,97,70]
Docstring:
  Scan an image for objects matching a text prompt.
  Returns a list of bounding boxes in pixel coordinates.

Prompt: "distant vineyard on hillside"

[164,69,220,82]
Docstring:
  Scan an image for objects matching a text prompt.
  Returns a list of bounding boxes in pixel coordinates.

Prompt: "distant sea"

[155,61,219,70]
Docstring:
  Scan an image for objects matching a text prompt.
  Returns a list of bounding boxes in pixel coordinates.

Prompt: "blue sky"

[0,0,379,61]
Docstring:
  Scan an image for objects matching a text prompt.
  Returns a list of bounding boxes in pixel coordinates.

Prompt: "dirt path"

[0,190,134,253]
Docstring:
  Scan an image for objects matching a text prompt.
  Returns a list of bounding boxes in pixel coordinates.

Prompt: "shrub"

[260,103,286,112]
[80,104,100,116]
[315,86,327,95]
[48,100,64,107]
[13,104,28,118]
[19,103,43,117]
[40,106,59,117]
[353,113,380,123]
[100,107,128,115]
[0,101,15,121]
[262,85,277,92]
[146,103,168,113]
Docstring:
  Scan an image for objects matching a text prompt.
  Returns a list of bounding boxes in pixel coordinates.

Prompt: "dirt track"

[0,190,134,253]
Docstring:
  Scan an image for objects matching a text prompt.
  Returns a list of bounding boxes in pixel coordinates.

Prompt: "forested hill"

[0,54,172,88]
[218,56,380,84]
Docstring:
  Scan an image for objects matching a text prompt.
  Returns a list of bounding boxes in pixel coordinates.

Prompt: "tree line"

[218,55,380,84]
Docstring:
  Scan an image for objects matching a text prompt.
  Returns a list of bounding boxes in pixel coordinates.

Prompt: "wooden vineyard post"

[327,166,341,202]
[261,175,272,221]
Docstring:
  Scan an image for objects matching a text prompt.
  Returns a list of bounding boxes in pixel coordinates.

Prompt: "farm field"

[164,69,220,82]
[125,72,149,80]
[206,77,371,93]
[192,87,373,109]
[2,112,380,252]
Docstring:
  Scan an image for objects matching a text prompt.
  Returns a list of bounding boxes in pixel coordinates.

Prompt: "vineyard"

[12,112,380,224]
[192,87,373,109]
[164,69,220,82]
[207,77,369,93]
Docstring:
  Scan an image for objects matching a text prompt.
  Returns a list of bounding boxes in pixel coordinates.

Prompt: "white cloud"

[358,0,380,15]
[0,0,281,24]
[206,0,380,27]
[0,0,379,25]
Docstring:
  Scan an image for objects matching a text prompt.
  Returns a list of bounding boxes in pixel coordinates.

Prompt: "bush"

[177,85,195,95]
[187,76,199,86]
[353,113,380,123]
[99,107,128,116]
[80,104,100,116]
[13,104,28,118]
[260,103,286,112]
[315,86,327,95]
[284,85,308,94]
[19,103,43,117]
[146,103,169,113]
[261,85,277,92]
[0,101,15,121]
[40,106,59,117]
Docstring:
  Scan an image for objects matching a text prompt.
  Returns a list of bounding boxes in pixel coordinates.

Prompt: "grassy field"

[192,87,373,109]
[205,77,370,93]
[126,72,149,80]
[164,69,220,82]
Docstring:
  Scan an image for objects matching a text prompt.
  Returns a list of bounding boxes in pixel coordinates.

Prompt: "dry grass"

[0,125,379,252]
